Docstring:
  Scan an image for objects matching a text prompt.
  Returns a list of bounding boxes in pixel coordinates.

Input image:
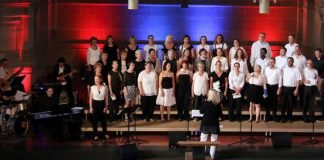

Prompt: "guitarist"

[53,57,74,109]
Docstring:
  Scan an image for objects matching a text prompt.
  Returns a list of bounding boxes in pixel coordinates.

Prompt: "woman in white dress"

[156,61,176,121]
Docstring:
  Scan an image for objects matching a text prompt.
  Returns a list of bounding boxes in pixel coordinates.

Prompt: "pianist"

[38,87,58,112]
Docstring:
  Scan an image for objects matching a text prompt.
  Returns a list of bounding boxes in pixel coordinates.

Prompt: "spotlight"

[128,0,138,10]
[259,0,270,14]
[253,0,278,14]
[181,0,189,8]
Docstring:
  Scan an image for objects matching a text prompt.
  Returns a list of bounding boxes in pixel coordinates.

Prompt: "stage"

[81,119,324,134]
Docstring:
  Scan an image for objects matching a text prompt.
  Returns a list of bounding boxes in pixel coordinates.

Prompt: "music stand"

[303,120,320,145]
[228,120,248,146]
[190,110,203,139]
[120,107,147,145]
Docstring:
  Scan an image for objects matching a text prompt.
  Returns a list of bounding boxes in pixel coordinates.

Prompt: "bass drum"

[7,115,29,136]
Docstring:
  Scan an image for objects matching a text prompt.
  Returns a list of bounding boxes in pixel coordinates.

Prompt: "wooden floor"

[81,119,324,133]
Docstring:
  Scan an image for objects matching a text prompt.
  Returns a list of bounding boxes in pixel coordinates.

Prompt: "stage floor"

[81,119,324,133]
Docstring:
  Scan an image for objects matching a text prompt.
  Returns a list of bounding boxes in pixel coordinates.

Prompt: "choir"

[82,33,324,137]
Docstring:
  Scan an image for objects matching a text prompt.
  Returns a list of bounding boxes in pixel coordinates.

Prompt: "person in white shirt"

[246,65,267,122]
[280,57,302,122]
[196,35,212,59]
[143,35,158,61]
[292,45,307,108]
[212,34,228,58]
[179,35,195,59]
[250,32,272,67]
[138,61,159,122]
[302,60,318,122]
[192,62,209,120]
[264,58,282,122]
[87,37,101,67]
[89,75,109,142]
[230,48,249,75]
[275,47,288,69]
[210,48,229,73]
[284,34,298,57]
[229,39,247,64]
[255,48,270,74]
[292,45,306,72]
[228,62,245,121]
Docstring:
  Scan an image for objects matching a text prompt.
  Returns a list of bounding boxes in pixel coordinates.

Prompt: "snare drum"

[7,115,29,136]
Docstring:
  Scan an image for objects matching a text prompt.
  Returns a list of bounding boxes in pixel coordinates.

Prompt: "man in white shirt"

[292,45,306,108]
[264,58,282,122]
[302,60,318,122]
[292,45,306,72]
[280,57,302,123]
[250,32,272,67]
[255,48,269,74]
[275,47,288,69]
[284,34,298,57]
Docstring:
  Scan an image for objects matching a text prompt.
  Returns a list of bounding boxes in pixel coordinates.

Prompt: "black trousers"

[228,89,242,121]
[92,100,107,137]
[194,95,206,110]
[141,95,156,120]
[108,90,122,121]
[266,84,278,118]
[280,87,296,120]
[303,86,317,119]
[177,90,190,120]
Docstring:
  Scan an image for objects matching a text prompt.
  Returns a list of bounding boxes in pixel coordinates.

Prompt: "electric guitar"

[7,66,24,84]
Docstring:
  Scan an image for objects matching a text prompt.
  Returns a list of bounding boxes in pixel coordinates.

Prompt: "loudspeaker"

[114,144,138,160]
[169,132,187,148]
[271,132,292,148]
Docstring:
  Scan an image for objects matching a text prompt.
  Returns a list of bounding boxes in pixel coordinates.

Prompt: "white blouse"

[275,56,288,70]
[138,70,158,96]
[255,58,269,74]
[91,85,108,101]
[248,74,266,86]
[210,56,229,73]
[284,42,298,57]
[228,71,245,90]
[229,46,246,61]
[87,46,101,65]
[193,72,209,96]
[250,40,272,67]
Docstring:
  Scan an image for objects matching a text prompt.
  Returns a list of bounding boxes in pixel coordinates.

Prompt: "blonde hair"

[135,49,142,55]
[207,90,221,105]
[164,35,174,45]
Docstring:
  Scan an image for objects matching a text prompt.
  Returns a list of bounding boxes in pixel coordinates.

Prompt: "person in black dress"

[97,52,110,85]
[126,35,139,62]
[200,90,223,160]
[176,60,193,120]
[108,61,123,121]
[103,35,119,62]
[209,61,228,104]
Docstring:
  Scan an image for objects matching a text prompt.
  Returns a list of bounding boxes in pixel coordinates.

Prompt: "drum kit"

[1,100,31,137]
